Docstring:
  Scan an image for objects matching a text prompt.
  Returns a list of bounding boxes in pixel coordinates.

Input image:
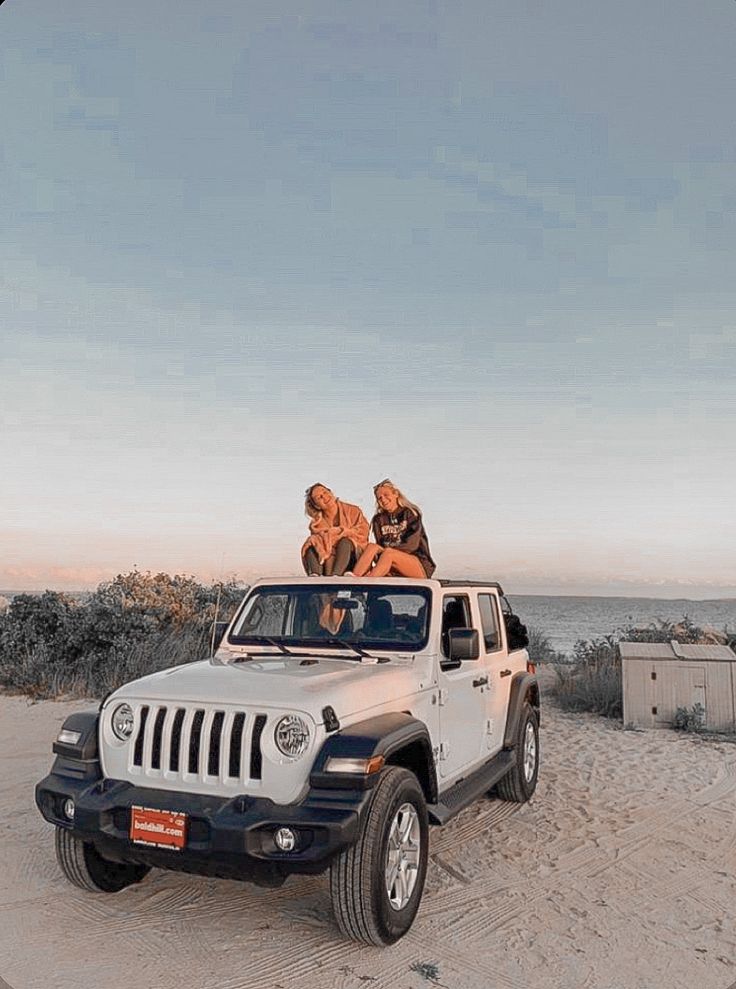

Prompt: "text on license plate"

[130,805,187,850]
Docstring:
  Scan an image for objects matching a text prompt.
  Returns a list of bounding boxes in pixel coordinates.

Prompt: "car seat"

[364,598,393,637]
[405,603,427,640]
[441,599,468,655]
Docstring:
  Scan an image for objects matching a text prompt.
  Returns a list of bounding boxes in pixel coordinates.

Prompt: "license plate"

[130,805,187,851]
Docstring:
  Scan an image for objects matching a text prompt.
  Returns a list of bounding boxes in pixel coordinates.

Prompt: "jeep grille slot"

[250,714,267,780]
[208,711,225,776]
[133,706,149,766]
[229,712,246,778]
[188,709,205,774]
[169,708,185,772]
[151,708,167,770]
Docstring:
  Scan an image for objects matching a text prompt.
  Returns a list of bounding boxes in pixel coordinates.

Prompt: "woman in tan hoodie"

[301,483,370,576]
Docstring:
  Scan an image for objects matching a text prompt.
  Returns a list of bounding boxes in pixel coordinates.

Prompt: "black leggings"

[302,538,355,576]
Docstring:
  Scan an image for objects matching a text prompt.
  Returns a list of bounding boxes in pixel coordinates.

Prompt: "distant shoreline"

[1,587,734,604]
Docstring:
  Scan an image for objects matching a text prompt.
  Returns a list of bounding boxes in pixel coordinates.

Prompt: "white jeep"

[36,577,540,945]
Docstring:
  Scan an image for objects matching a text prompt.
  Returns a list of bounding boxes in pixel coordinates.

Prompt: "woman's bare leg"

[368,548,426,578]
[353,544,382,577]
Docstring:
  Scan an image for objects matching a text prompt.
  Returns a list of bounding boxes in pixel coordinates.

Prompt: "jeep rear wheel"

[329,766,429,945]
[55,827,151,893]
[496,701,539,803]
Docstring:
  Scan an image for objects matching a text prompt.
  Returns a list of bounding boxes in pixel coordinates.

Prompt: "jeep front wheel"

[55,827,151,893]
[329,766,429,945]
[496,701,539,803]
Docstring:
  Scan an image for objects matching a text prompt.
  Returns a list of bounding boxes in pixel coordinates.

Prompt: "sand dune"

[1,692,735,989]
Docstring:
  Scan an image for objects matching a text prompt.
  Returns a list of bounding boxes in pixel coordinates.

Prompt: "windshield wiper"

[230,635,385,663]
[243,635,295,655]
[321,638,386,663]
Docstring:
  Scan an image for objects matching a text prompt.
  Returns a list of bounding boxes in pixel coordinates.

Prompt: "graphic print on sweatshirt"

[377,516,409,547]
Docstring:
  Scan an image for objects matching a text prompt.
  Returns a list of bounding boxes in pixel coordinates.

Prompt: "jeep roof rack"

[438,580,504,593]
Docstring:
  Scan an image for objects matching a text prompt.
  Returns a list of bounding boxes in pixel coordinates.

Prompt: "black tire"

[55,827,151,893]
[496,701,539,803]
[329,766,429,946]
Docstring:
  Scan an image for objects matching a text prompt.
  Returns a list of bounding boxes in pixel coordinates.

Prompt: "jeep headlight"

[274,714,310,758]
[111,703,134,741]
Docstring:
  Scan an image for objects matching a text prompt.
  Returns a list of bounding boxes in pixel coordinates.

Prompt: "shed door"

[654,666,706,726]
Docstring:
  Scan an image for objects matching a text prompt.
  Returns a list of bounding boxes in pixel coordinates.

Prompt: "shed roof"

[619,641,736,662]
[619,642,673,659]
[671,643,736,661]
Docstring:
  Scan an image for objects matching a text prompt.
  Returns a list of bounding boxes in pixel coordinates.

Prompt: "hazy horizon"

[3,1,735,597]
[1,573,735,602]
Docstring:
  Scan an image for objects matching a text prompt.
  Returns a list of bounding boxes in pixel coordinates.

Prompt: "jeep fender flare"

[35,711,102,822]
[52,710,100,762]
[310,712,438,803]
[502,673,540,750]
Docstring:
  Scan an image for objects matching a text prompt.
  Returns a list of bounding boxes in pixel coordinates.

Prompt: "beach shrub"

[526,626,568,666]
[0,571,247,699]
[673,703,706,733]
[618,616,718,646]
[0,592,84,697]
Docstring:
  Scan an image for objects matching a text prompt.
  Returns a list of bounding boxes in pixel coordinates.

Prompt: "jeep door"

[476,592,515,753]
[437,594,487,782]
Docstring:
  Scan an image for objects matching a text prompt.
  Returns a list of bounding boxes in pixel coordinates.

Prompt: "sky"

[2,0,735,597]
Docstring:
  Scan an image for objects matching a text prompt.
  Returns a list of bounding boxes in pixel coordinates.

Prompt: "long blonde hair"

[304,482,333,520]
[373,478,422,516]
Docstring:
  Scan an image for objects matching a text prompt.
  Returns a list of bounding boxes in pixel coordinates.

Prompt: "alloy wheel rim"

[385,802,421,911]
[523,721,537,782]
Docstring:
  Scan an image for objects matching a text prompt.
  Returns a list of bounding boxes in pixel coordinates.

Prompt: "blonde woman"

[353,479,436,578]
[301,483,370,576]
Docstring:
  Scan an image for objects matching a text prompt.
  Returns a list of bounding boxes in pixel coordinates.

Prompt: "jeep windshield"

[228,583,431,653]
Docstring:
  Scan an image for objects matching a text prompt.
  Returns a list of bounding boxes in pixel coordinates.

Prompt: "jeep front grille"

[130,704,266,784]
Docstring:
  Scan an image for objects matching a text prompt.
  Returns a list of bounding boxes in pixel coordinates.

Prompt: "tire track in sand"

[604,794,736,915]
[199,931,373,989]
[430,799,518,856]
[418,753,736,942]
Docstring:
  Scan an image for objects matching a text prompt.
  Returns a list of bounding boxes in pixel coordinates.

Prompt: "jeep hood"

[111,654,434,723]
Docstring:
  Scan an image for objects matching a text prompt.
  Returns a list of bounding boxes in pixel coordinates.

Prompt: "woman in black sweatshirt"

[353,478,436,578]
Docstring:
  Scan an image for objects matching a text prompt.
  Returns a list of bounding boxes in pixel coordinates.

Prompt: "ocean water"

[508,595,736,657]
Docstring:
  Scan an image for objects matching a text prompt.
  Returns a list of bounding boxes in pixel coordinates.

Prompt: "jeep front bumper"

[36,765,369,883]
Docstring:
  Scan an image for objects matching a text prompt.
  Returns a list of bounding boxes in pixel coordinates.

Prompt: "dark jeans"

[302,538,356,576]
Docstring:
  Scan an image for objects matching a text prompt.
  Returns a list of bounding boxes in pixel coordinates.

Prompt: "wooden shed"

[620,641,736,732]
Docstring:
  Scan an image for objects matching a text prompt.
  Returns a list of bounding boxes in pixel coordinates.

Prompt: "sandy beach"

[1,689,735,989]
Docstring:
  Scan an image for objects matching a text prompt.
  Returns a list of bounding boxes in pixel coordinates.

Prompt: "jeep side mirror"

[211,621,229,651]
[448,628,480,661]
